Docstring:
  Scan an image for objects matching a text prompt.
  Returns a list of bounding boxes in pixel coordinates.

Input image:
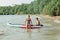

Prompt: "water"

[0,15,60,40]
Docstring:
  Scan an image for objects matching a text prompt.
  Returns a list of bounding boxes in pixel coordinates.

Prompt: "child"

[36,17,40,26]
[35,17,41,32]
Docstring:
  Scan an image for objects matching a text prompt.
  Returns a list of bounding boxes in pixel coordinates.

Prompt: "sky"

[0,0,34,6]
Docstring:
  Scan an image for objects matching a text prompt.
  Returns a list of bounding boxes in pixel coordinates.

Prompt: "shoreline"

[40,14,60,23]
[0,14,60,21]
[40,14,60,20]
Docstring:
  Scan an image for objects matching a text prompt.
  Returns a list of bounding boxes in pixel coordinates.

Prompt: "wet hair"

[36,17,38,20]
[28,15,30,17]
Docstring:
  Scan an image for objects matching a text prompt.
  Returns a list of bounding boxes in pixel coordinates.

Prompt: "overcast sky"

[0,0,34,6]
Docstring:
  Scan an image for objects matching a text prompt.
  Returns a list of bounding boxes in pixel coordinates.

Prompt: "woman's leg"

[26,24,28,31]
[28,25,31,32]
[26,24,31,32]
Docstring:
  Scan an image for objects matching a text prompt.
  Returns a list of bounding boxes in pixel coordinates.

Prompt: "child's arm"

[36,20,38,25]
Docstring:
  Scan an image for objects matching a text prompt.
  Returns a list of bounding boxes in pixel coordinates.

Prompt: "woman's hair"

[28,15,30,17]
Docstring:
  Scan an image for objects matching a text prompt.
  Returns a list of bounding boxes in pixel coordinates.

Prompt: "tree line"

[0,0,60,16]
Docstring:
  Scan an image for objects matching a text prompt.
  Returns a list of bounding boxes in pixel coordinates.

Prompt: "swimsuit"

[26,19,31,29]
[26,19,31,25]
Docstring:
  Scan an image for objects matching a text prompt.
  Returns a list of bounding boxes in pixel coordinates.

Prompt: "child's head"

[36,17,38,20]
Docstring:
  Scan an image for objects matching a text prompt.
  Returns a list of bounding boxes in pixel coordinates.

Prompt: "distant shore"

[40,14,60,23]
[40,14,60,20]
[0,14,60,21]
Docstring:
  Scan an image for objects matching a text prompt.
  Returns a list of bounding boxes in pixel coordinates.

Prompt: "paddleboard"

[7,23,43,29]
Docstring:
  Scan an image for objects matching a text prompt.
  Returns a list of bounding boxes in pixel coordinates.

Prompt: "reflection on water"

[0,15,60,40]
[27,31,32,40]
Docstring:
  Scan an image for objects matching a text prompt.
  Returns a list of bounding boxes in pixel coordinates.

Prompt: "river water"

[0,15,60,40]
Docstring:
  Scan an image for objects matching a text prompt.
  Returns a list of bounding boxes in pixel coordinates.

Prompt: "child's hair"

[36,17,38,20]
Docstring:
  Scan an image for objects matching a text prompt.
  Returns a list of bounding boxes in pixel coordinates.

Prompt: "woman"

[25,15,32,30]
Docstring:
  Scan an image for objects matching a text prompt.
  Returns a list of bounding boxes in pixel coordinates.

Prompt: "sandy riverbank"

[40,14,60,23]
[40,14,60,20]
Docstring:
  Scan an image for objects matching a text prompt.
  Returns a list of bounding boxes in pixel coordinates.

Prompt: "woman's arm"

[24,18,27,24]
[30,19,32,24]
